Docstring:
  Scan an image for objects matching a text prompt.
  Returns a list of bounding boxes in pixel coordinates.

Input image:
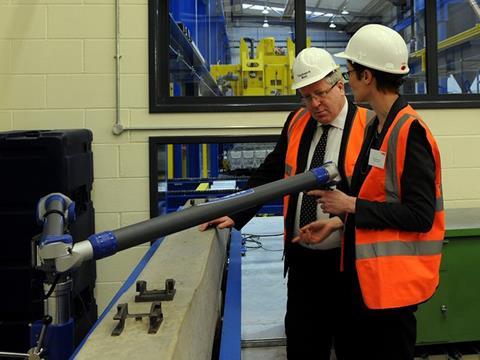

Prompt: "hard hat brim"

[334,51,409,74]
[291,73,325,90]
[334,51,348,59]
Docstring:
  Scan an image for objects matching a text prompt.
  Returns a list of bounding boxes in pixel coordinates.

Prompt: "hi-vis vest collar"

[284,107,373,178]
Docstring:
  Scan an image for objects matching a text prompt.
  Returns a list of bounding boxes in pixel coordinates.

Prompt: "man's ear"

[363,69,373,84]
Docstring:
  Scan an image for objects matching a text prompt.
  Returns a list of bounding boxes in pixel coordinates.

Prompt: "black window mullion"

[425,0,438,96]
[148,0,169,109]
[295,0,307,55]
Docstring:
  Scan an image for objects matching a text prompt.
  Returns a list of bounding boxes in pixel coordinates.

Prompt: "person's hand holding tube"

[198,216,235,231]
[292,188,356,244]
[309,189,356,215]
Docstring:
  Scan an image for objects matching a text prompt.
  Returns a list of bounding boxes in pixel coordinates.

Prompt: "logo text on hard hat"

[297,70,311,79]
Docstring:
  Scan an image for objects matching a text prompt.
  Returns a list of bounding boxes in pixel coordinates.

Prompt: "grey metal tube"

[42,199,65,237]
[45,280,72,325]
[113,165,337,252]
[0,352,29,359]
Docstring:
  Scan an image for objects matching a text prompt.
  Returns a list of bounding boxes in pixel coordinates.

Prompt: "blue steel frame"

[173,144,183,178]
[219,229,242,360]
[209,144,219,177]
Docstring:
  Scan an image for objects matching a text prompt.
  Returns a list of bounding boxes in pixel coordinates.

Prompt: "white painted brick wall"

[1,1,479,315]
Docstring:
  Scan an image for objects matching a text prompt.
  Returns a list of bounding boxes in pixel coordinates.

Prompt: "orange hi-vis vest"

[283,105,372,241]
[352,104,445,309]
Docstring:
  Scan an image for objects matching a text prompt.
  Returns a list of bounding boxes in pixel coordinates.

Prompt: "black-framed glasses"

[342,70,355,81]
[300,81,339,105]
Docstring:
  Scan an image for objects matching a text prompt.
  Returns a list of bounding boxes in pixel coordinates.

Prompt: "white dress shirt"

[293,100,348,249]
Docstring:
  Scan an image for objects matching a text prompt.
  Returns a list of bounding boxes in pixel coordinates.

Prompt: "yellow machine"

[211,37,310,96]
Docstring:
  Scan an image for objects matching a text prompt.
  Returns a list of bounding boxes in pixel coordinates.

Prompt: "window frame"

[148,0,480,113]
[148,134,281,218]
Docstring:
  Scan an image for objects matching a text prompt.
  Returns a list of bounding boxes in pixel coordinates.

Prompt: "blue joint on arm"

[310,166,330,187]
[88,231,118,260]
[45,194,67,209]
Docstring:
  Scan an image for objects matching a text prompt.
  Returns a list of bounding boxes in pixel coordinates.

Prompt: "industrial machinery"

[155,138,280,215]
[210,37,302,96]
[0,163,338,359]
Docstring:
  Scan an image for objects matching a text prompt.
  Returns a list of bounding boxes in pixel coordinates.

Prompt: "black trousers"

[285,245,341,360]
[335,272,417,360]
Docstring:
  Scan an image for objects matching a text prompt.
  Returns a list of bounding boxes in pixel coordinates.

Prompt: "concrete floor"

[241,216,286,360]
[241,346,287,360]
[240,217,338,360]
[239,217,480,360]
[241,216,286,341]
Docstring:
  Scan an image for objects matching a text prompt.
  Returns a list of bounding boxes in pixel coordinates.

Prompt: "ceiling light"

[262,6,269,14]
[263,18,269,28]
[324,13,333,17]
[341,9,349,15]
[329,22,336,28]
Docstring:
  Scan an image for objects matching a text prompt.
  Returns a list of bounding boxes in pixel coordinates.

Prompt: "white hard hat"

[291,47,339,90]
[335,24,409,74]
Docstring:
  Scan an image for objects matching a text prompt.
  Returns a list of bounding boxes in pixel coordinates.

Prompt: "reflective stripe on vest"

[356,239,444,260]
[355,105,445,309]
[436,191,444,211]
[384,113,444,211]
[385,113,411,203]
[285,163,293,177]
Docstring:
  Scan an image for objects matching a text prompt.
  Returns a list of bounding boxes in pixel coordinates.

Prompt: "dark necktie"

[299,125,331,228]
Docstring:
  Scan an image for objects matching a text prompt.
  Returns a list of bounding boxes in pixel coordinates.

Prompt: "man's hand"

[307,189,356,215]
[292,216,343,244]
[198,216,235,231]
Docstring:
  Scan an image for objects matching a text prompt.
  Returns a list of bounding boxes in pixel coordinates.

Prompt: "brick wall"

[1,1,479,313]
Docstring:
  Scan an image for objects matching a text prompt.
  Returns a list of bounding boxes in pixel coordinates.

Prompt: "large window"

[149,0,480,112]
[305,1,427,95]
[168,2,297,97]
[149,136,280,217]
[436,0,480,94]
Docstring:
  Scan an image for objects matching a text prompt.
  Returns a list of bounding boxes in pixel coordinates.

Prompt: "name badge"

[368,149,386,169]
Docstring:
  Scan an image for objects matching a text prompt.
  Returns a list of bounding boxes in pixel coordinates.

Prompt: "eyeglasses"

[342,70,355,81]
[300,81,339,105]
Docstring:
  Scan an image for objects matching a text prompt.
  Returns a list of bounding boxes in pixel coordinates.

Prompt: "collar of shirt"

[315,97,348,131]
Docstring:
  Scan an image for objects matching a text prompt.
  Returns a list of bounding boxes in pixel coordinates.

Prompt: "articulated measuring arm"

[38,163,338,273]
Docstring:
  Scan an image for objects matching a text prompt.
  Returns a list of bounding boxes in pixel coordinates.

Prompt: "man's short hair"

[324,69,343,86]
[348,61,404,93]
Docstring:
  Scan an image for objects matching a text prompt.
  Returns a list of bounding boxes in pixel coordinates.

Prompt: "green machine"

[417,208,480,345]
